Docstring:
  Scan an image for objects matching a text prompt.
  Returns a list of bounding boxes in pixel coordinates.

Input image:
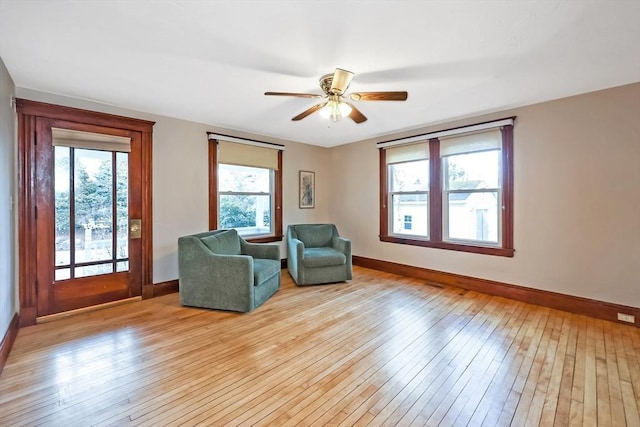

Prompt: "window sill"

[246,235,283,243]
[379,235,514,257]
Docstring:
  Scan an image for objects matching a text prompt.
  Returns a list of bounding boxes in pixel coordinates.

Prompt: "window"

[209,136,283,242]
[386,142,429,237]
[403,215,413,231]
[441,129,501,245]
[218,164,273,236]
[379,119,514,257]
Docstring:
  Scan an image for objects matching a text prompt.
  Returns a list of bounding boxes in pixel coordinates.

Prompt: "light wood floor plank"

[569,315,588,426]
[495,306,553,426]
[0,266,638,426]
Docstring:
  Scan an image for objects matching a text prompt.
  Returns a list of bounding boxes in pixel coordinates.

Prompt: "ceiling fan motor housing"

[320,74,337,95]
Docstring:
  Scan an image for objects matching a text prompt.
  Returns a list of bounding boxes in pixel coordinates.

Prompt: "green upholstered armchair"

[178,229,281,312]
[286,224,352,286]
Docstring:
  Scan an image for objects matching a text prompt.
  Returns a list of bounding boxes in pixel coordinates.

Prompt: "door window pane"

[55,268,71,281]
[75,263,114,278]
[116,152,129,262]
[54,146,71,267]
[74,149,113,263]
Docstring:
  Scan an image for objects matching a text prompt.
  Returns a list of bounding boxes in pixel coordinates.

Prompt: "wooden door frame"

[17,99,155,326]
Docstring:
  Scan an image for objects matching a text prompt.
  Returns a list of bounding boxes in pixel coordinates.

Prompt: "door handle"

[130,219,142,239]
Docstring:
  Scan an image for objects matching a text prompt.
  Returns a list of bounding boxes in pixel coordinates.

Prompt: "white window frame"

[442,148,503,247]
[218,163,275,238]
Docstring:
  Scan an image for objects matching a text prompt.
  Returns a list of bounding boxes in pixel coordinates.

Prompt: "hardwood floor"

[1,266,639,426]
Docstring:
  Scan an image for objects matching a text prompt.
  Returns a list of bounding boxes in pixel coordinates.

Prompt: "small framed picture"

[299,170,315,209]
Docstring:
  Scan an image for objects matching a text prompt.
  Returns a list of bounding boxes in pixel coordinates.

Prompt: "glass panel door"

[54,146,129,281]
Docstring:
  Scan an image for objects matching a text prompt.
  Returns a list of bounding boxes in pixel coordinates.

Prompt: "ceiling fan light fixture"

[320,99,352,122]
[265,67,406,124]
[330,68,355,94]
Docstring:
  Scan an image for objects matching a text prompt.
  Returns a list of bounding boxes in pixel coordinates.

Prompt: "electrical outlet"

[617,313,635,323]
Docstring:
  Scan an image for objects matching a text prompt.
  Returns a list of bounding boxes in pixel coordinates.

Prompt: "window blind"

[385,142,429,164]
[440,129,501,157]
[219,141,279,170]
[52,128,131,153]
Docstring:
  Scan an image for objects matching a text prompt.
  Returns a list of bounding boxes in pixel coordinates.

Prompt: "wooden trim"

[18,308,36,328]
[36,297,142,323]
[378,121,516,258]
[501,125,514,250]
[17,111,37,326]
[15,99,155,132]
[428,138,442,242]
[208,138,219,230]
[153,279,179,297]
[247,235,283,243]
[0,313,19,377]
[141,127,154,299]
[206,131,285,149]
[378,148,388,238]
[379,236,515,257]
[274,150,283,239]
[353,255,639,327]
[16,99,155,324]
[209,136,283,241]
[375,115,517,147]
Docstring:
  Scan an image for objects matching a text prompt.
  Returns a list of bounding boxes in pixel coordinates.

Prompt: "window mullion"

[69,148,76,279]
[429,138,442,242]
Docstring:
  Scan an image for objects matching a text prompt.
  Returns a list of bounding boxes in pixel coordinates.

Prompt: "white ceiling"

[1,1,639,148]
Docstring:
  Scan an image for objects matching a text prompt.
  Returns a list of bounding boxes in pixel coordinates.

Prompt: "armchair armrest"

[332,236,352,257]
[241,240,280,260]
[178,236,254,296]
[288,237,305,261]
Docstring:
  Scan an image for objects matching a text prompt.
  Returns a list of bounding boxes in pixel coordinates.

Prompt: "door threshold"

[36,296,142,324]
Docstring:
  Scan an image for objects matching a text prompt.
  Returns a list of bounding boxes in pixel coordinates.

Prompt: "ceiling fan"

[264,68,408,124]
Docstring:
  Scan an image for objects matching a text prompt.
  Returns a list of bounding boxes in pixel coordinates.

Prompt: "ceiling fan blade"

[330,68,355,94]
[349,91,408,101]
[347,103,367,124]
[292,103,325,121]
[265,92,323,98]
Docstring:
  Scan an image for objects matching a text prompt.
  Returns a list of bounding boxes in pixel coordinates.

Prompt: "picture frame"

[299,170,315,209]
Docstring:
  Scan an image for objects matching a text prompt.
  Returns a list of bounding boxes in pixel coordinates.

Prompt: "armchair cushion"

[303,247,346,268]
[295,224,335,247]
[200,229,241,255]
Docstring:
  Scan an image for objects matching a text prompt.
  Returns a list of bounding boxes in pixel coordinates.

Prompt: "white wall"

[14,88,332,284]
[0,57,16,337]
[13,83,639,308]
[329,83,640,308]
